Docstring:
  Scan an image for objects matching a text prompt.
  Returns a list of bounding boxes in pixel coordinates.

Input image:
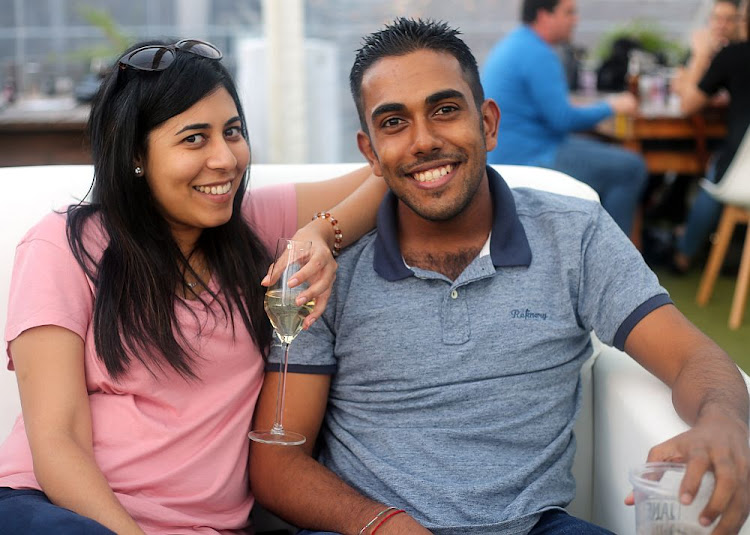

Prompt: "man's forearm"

[251,448,388,535]
[625,306,749,429]
[670,337,749,430]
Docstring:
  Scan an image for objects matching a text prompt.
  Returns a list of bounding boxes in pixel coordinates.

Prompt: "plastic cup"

[629,462,716,535]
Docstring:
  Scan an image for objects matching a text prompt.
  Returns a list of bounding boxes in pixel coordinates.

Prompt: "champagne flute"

[249,238,313,446]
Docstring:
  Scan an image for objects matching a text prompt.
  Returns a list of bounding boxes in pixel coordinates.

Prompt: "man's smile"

[411,163,454,183]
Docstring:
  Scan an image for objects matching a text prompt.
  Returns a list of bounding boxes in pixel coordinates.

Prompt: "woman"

[672,1,750,272]
[0,39,384,534]
[673,0,742,95]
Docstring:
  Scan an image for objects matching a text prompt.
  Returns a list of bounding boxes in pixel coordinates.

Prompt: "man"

[250,18,750,535]
[482,0,646,238]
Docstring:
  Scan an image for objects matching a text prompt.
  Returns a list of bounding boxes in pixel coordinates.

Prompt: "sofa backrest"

[0,163,598,443]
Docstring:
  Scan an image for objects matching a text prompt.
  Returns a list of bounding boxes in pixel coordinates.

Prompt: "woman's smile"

[193,181,232,196]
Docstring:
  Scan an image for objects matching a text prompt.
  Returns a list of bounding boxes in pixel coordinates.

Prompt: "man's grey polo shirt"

[270,167,670,534]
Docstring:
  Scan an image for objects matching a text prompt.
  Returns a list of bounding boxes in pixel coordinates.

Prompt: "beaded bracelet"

[370,509,405,534]
[358,506,396,535]
[312,211,343,257]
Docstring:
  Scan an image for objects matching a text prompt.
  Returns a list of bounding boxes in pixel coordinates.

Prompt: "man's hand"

[606,92,638,116]
[626,407,750,534]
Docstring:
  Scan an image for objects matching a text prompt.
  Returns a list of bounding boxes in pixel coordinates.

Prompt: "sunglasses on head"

[118,39,223,72]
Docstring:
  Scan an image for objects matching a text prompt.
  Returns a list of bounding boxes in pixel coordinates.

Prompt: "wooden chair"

[696,126,750,329]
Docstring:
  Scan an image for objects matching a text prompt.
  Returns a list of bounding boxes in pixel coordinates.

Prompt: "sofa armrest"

[590,343,750,534]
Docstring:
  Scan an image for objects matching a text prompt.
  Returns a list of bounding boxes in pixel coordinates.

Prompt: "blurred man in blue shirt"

[483,0,646,237]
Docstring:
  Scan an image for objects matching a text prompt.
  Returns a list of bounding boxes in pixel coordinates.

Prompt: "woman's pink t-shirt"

[0,185,296,534]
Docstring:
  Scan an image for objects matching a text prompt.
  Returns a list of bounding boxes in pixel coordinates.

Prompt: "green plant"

[594,19,688,66]
[67,5,132,64]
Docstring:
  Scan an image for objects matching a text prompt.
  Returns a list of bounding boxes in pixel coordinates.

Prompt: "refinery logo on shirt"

[510,309,548,320]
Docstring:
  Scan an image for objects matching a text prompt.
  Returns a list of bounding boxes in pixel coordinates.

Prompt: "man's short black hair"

[349,17,484,132]
[522,0,562,24]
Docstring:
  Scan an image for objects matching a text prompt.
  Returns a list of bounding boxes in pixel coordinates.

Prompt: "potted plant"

[595,19,687,67]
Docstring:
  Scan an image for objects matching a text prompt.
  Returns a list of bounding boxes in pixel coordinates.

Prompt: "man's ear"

[536,6,552,26]
[356,130,383,177]
[481,99,501,153]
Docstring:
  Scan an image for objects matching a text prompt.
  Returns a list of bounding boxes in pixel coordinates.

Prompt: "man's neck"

[528,21,558,46]
[397,179,493,280]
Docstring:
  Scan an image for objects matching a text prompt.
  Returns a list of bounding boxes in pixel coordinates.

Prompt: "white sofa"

[0,163,747,534]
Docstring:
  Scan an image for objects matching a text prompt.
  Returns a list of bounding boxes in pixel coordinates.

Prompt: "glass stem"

[271,341,291,434]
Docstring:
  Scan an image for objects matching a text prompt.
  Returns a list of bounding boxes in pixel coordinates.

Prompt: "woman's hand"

[261,219,337,329]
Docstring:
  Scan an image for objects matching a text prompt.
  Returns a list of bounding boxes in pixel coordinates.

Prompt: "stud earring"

[134,166,143,176]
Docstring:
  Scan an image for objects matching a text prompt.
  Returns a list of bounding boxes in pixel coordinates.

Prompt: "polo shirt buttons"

[443,287,469,344]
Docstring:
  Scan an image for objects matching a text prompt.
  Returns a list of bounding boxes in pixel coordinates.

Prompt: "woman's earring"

[134,166,143,176]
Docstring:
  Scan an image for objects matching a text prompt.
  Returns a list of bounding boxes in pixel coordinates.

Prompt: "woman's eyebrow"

[175,116,241,136]
[175,123,210,136]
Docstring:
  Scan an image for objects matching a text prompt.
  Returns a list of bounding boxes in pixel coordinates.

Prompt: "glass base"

[248,429,306,446]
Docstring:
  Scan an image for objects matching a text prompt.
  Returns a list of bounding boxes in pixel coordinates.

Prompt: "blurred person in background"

[671,0,750,273]
[482,0,647,239]
[673,0,742,99]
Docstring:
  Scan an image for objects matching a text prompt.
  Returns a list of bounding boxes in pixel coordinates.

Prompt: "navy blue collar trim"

[373,166,532,281]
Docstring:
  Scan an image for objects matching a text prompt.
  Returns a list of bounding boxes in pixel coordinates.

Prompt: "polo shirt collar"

[373,166,532,281]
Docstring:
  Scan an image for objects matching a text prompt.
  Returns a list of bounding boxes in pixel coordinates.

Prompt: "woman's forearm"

[295,166,387,250]
[33,436,145,535]
[322,173,386,249]
[679,83,709,116]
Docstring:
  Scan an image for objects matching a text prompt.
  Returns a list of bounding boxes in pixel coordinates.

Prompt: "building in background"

[0,0,712,164]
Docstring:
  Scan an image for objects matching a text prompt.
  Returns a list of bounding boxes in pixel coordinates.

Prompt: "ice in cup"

[629,462,716,535]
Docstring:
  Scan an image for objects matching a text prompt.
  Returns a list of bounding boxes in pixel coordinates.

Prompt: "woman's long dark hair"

[67,40,272,380]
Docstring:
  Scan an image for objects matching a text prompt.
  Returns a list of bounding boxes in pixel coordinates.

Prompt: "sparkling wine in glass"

[249,238,313,446]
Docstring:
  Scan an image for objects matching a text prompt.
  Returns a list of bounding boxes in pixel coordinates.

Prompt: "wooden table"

[0,97,91,167]
[571,93,728,248]
[593,102,727,176]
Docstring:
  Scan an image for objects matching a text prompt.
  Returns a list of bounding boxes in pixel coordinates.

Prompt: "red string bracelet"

[312,211,343,257]
[370,509,405,534]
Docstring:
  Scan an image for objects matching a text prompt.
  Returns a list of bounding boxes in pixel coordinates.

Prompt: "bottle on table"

[626,52,641,100]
